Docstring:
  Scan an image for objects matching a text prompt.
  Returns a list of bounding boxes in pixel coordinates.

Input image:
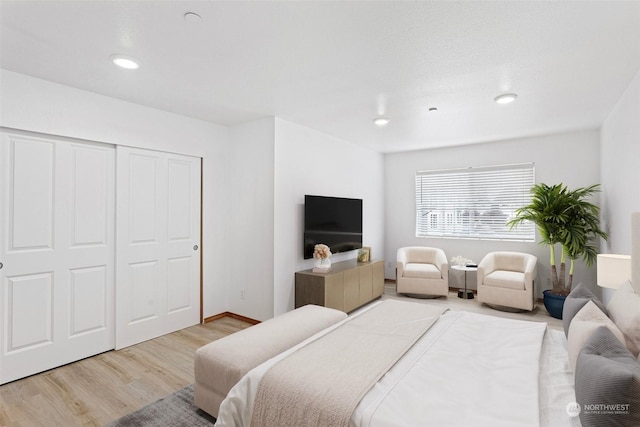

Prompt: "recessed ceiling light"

[373,117,390,126]
[184,12,202,22]
[494,93,518,104]
[110,54,140,70]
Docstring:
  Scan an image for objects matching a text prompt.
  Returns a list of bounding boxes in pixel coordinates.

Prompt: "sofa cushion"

[575,326,640,427]
[484,270,525,290]
[562,282,607,337]
[607,280,640,357]
[403,262,441,279]
[567,301,625,371]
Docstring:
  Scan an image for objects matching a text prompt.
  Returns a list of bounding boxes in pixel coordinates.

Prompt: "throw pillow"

[575,326,640,427]
[607,280,640,357]
[562,282,607,337]
[567,301,625,372]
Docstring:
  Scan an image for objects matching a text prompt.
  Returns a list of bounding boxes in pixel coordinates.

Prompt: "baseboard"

[203,311,261,325]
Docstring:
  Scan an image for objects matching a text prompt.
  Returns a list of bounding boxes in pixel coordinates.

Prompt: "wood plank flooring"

[0,316,251,426]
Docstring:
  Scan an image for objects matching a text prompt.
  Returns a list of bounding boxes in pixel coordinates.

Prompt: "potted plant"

[507,183,608,318]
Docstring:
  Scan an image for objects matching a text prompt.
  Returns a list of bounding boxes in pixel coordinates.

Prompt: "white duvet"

[352,311,545,426]
[216,305,579,427]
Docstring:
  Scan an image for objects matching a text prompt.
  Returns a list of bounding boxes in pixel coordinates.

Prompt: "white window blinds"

[415,163,535,241]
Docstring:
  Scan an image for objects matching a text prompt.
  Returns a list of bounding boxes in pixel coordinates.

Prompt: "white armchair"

[477,251,537,311]
[396,247,449,297]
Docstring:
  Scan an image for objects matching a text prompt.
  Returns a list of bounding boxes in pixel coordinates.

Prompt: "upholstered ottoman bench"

[194,304,347,417]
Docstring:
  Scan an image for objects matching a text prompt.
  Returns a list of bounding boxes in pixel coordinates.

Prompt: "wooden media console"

[295,259,384,313]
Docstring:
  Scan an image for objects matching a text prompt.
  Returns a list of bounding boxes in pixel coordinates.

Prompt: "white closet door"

[115,147,201,349]
[0,132,115,384]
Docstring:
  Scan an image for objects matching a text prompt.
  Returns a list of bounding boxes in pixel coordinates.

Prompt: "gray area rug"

[106,384,215,426]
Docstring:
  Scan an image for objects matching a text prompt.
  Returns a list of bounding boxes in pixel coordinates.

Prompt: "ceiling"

[1,1,639,153]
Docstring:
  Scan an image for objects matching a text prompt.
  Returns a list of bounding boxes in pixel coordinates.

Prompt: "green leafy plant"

[507,183,608,296]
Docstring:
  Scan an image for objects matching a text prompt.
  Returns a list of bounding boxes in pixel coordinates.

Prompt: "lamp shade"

[596,254,631,289]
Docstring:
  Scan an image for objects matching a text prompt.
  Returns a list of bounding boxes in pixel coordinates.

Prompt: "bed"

[212,299,582,426]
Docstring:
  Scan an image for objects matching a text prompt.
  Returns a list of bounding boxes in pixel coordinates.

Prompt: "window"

[415,163,535,241]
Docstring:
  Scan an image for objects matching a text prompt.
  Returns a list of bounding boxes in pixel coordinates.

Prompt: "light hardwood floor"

[0,316,251,426]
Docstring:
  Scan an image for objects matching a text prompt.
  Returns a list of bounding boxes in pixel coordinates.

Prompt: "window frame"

[415,163,535,242]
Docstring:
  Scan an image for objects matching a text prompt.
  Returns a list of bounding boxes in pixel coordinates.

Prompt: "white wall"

[227,118,276,321]
[600,68,640,302]
[0,70,231,318]
[273,118,385,315]
[384,130,601,299]
[601,68,640,254]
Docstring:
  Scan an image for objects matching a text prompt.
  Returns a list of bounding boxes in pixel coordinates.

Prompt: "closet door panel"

[129,260,160,323]
[70,145,110,247]
[165,157,200,321]
[116,147,200,349]
[6,273,53,351]
[0,132,115,384]
[167,159,193,241]
[128,153,161,245]
[69,265,108,336]
[167,256,192,313]
[9,137,54,251]
[62,143,115,357]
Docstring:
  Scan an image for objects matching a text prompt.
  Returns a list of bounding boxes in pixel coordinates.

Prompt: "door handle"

[0,262,3,269]
[193,245,199,251]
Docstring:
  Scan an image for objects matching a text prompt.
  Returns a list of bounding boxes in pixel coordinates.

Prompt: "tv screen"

[304,195,363,259]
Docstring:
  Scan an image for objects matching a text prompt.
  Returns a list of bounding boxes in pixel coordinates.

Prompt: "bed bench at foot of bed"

[194,304,347,418]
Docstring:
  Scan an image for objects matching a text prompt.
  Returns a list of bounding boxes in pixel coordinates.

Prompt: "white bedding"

[352,311,545,426]
[250,301,445,427]
[216,303,580,426]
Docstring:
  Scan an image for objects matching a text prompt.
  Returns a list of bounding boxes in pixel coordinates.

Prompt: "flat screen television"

[303,195,363,259]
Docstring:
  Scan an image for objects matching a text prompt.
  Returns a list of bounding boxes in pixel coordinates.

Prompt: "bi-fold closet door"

[0,131,201,384]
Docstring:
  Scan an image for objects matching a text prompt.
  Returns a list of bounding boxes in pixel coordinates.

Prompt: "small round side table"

[451,264,477,299]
